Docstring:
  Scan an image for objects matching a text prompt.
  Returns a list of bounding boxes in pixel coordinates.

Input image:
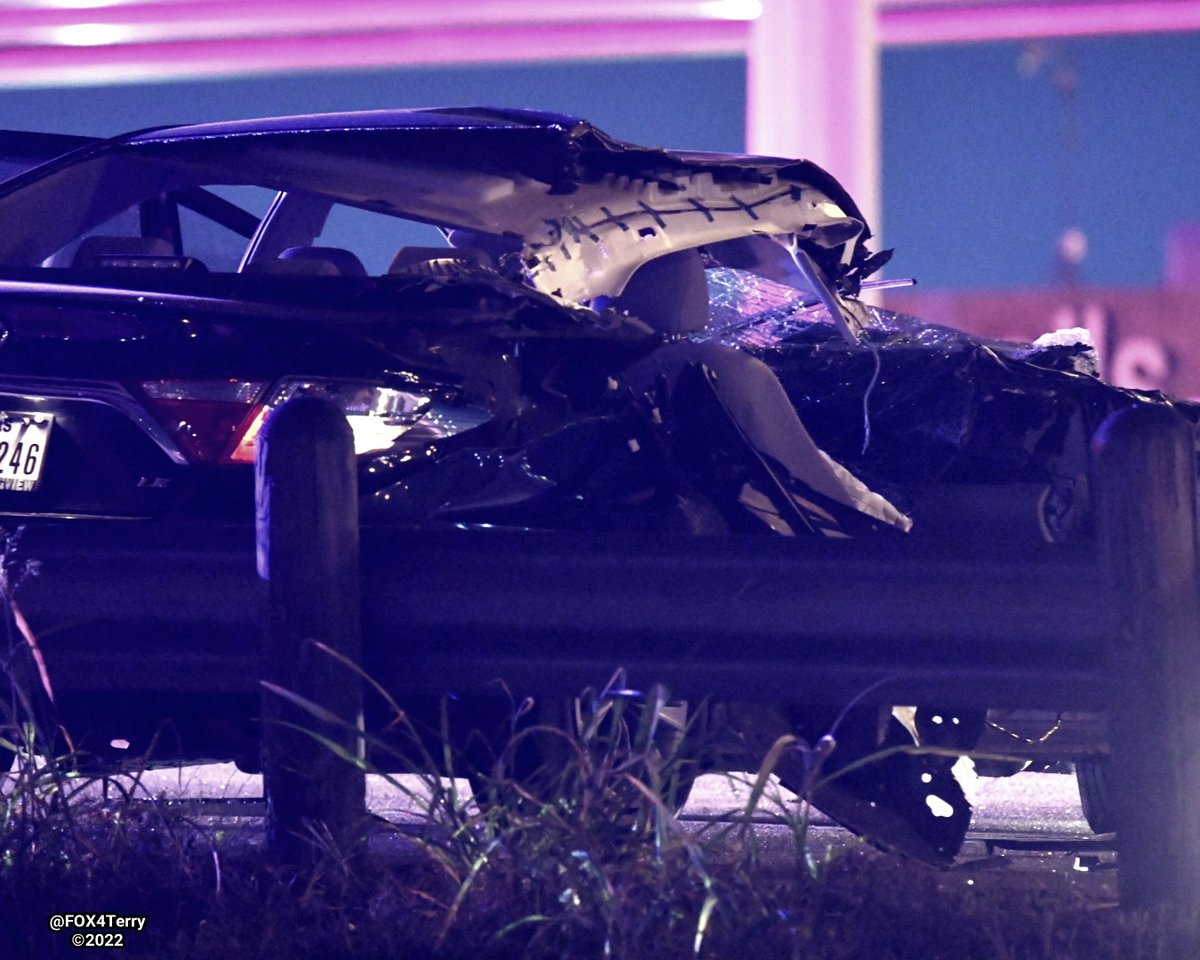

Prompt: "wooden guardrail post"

[1094,404,1200,908]
[256,397,365,863]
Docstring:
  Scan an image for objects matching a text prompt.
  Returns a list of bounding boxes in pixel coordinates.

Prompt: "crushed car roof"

[121,107,867,218]
[0,108,885,331]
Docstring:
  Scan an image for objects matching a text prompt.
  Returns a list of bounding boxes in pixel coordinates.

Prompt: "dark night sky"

[1,30,1197,290]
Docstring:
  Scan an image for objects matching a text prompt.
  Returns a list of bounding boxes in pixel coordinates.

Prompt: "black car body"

[0,108,1180,858]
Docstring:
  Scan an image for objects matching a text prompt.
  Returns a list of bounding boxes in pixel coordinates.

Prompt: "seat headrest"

[388,245,494,276]
[613,249,710,336]
[446,229,522,261]
[244,246,368,277]
[72,236,174,269]
[279,246,367,276]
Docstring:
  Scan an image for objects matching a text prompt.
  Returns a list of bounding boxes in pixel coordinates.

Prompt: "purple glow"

[880,0,1200,45]
[0,20,749,87]
[2,0,1200,86]
[1,0,758,47]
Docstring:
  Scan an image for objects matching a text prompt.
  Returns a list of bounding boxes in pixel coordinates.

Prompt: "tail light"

[224,379,432,463]
[143,377,487,465]
[144,377,437,464]
[141,379,266,463]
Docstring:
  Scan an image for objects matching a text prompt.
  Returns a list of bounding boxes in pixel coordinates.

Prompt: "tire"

[1076,755,1115,834]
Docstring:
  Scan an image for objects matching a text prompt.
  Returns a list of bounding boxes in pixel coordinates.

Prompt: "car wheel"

[1075,755,1115,834]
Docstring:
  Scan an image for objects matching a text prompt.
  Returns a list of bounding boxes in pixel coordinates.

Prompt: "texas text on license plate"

[0,413,52,492]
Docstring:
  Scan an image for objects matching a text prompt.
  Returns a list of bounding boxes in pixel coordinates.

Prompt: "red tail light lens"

[141,380,266,463]
[143,377,491,465]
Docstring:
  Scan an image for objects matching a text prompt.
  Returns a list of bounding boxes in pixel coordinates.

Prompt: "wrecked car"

[0,108,1169,861]
[0,108,905,534]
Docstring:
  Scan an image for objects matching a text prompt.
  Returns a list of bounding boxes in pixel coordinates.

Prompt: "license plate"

[0,412,52,492]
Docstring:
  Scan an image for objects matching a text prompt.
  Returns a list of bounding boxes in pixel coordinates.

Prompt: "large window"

[178,185,276,271]
[314,203,450,275]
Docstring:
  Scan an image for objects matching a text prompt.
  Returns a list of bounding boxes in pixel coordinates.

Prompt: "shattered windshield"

[704,265,1103,370]
[703,266,829,348]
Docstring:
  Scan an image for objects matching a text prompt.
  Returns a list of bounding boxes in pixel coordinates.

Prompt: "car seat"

[388,245,493,278]
[619,248,910,532]
[612,248,710,337]
[244,245,367,276]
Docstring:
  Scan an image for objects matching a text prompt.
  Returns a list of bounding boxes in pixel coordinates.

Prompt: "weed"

[0,582,1196,957]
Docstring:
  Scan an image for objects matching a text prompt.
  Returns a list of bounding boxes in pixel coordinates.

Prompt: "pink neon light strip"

[879,0,1200,45]
[2,1,1199,86]
[1,0,757,46]
[0,21,750,87]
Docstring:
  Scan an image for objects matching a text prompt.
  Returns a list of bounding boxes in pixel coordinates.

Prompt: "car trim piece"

[0,376,189,465]
[520,173,868,315]
[0,278,373,326]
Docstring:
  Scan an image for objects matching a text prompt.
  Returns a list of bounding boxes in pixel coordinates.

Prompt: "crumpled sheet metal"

[726,702,973,864]
[361,270,1153,861]
[367,265,1178,538]
[702,266,1170,514]
[362,359,909,539]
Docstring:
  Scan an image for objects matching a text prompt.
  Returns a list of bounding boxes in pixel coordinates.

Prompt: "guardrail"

[15,398,1200,908]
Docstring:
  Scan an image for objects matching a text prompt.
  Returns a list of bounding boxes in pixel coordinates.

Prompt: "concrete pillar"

[746,0,881,238]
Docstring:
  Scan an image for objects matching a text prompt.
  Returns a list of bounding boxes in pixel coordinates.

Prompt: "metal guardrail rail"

[357,528,1111,709]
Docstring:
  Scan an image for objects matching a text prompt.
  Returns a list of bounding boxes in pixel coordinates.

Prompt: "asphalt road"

[104,761,1110,876]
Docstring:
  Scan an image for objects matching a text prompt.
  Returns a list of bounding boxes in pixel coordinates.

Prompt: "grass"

[1,679,1198,960]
